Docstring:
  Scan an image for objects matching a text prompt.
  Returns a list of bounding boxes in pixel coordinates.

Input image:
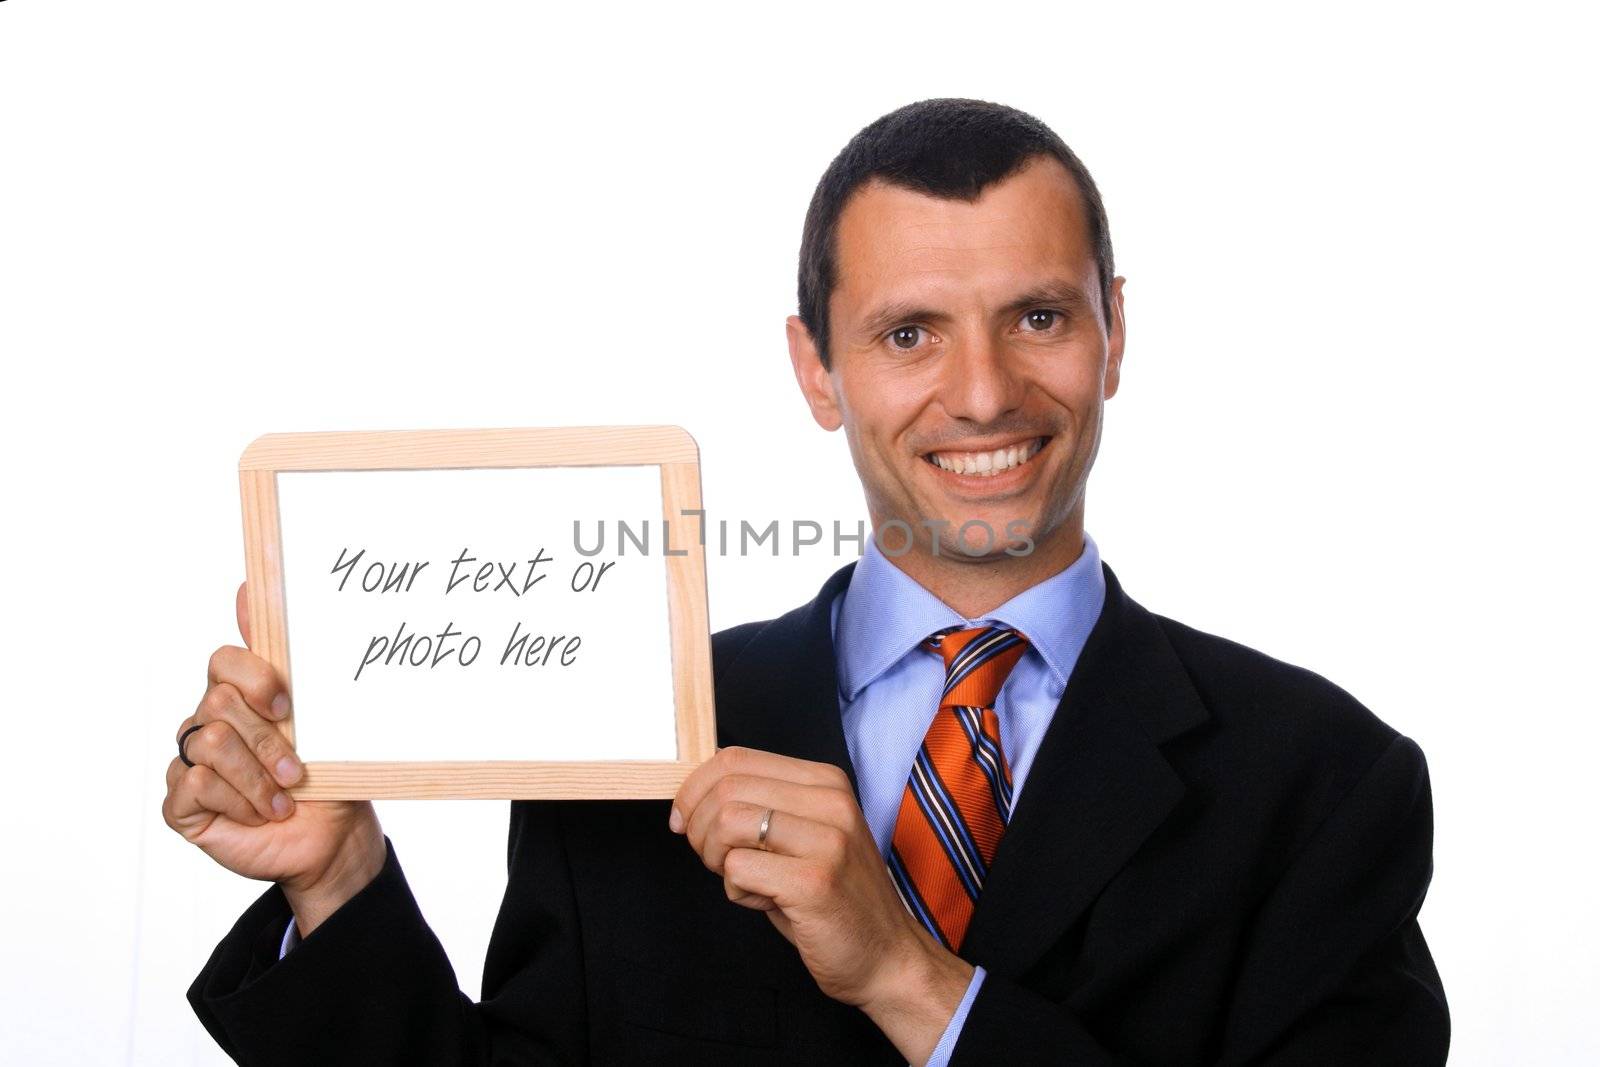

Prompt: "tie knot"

[924,625,1029,710]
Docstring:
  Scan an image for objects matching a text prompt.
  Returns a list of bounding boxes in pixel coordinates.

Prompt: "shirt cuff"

[278,915,301,960]
[924,965,985,1067]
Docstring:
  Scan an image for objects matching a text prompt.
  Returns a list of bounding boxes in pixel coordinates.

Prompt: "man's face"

[788,155,1125,564]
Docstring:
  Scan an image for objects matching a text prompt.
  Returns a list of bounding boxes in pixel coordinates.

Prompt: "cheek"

[839,368,924,453]
[1030,352,1105,417]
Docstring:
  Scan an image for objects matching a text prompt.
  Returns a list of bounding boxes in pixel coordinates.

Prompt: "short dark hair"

[797,98,1115,370]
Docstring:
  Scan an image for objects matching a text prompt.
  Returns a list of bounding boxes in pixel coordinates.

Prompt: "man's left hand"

[671,746,973,1064]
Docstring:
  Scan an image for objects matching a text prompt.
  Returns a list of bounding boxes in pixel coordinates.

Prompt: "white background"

[1,2,1594,1063]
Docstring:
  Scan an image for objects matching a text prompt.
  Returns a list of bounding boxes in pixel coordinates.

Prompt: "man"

[168,98,1449,1064]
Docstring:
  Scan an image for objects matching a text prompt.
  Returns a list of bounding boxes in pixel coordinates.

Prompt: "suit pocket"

[610,955,778,1049]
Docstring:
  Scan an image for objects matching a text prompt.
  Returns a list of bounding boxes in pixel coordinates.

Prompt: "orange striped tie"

[888,625,1028,951]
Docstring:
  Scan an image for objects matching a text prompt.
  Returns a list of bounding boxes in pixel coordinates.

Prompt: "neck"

[880,507,1088,620]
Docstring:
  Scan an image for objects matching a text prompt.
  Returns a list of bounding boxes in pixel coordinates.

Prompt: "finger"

[723,869,777,912]
[207,644,290,722]
[688,799,845,875]
[236,581,251,647]
[193,681,302,788]
[172,716,208,779]
[673,746,851,830]
[679,772,861,871]
[688,772,864,839]
[181,715,294,820]
[723,847,810,910]
[166,762,269,829]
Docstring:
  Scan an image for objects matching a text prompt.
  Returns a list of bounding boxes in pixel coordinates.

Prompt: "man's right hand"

[162,582,386,938]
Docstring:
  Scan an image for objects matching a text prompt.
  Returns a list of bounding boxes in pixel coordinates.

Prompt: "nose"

[936,330,1027,425]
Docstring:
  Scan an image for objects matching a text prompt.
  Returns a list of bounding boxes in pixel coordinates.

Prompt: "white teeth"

[926,437,1045,477]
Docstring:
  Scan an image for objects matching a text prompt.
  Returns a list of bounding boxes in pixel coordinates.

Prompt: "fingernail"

[271,792,293,819]
[668,806,684,833]
[276,756,302,785]
[271,693,291,719]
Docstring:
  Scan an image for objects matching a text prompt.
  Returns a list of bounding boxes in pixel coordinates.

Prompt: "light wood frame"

[239,425,716,800]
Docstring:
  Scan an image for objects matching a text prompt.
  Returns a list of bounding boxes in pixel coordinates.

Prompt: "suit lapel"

[715,561,864,796]
[960,562,1210,976]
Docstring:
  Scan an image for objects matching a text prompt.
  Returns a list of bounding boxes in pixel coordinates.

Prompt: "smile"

[922,436,1050,477]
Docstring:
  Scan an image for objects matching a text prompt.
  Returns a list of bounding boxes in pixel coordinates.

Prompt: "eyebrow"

[853,280,1093,340]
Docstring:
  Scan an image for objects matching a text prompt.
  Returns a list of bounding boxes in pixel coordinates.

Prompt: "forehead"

[831,156,1094,315]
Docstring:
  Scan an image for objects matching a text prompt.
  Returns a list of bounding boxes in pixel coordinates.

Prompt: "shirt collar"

[834,530,1107,702]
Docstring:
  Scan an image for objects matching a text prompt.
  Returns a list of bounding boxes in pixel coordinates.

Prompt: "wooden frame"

[239,425,716,800]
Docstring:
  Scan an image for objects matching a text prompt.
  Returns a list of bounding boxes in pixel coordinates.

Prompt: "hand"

[161,582,385,936]
[671,746,973,1064]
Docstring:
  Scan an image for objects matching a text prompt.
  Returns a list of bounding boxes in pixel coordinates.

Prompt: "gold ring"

[757,808,774,850]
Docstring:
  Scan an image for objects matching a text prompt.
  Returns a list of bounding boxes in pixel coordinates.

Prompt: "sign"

[238,426,715,799]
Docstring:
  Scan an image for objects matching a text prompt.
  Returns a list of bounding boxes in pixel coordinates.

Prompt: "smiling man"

[795,140,1116,613]
[177,99,1449,1065]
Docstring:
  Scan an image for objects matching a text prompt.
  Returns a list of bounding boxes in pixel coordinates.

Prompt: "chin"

[896,505,1029,560]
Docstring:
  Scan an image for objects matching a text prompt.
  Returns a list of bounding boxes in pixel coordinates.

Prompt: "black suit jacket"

[188,560,1449,1065]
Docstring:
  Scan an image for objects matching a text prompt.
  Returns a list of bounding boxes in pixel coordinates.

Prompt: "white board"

[274,465,679,763]
[238,425,717,799]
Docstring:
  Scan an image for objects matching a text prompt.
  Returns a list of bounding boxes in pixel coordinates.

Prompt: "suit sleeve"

[186,800,588,1065]
[947,734,1449,1066]
[1215,734,1449,1064]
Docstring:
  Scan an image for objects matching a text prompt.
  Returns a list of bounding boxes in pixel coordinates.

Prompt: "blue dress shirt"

[832,530,1106,1065]
[280,531,1108,1066]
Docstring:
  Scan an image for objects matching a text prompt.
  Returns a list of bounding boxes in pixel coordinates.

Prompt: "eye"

[1020,309,1064,332]
[887,325,931,351]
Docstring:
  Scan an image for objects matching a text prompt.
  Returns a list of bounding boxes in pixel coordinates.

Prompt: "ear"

[787,315,843,431]
[1103,275,1126,400]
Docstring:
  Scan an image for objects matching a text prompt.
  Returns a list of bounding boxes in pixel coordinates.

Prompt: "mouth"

[921,435,1052,478]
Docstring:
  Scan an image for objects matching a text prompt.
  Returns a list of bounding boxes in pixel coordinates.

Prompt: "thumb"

[236,581,251,648]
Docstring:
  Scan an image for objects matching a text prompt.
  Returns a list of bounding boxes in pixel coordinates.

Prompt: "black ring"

[178,723,205,768]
